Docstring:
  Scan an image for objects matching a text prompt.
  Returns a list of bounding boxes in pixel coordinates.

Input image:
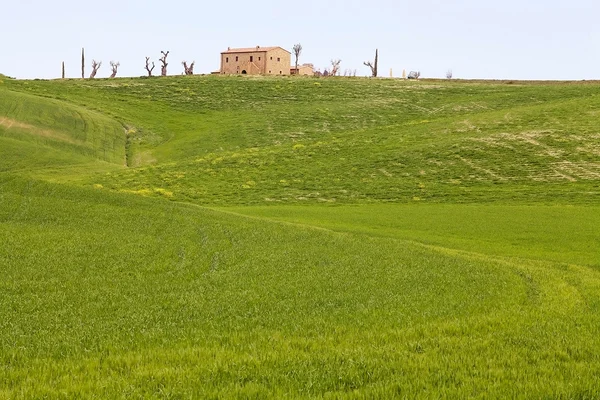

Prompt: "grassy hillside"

[3,76,599,205]
[1,76,599,398]
[0,89,126,165]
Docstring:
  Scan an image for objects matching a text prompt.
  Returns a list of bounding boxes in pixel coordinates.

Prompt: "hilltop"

[1,76,599,398]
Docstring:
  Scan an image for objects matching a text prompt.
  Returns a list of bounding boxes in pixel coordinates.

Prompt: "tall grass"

[5,76,598,205]
[2,177,600,398]
[1,76,599,397]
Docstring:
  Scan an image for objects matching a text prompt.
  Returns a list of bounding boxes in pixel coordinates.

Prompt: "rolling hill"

[1,75,599,398]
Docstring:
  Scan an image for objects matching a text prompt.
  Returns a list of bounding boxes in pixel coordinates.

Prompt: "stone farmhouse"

[220,46,291,75]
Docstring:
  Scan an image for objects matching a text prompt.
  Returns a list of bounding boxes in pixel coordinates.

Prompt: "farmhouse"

[220,46,291,75]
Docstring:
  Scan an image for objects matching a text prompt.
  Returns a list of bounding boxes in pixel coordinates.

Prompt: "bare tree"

[292,43,302,74]
[159,50,169,76]
[109,61,120,78]
[62,61,65,79]
[182,61,195,75]
[81,48,85,79]
[330,59,341,76]
[145,57,155,77]
[89,60,102,79]
[363,48,378,77]
[446,69,453,79]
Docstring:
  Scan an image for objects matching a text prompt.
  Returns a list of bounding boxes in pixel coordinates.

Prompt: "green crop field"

[1,74,599,398]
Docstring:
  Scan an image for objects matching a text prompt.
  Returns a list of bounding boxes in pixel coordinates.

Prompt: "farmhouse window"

[277,57,281,62]
[226,57,229,63]
[250,56,253,62]
[236,56,238,61]
[270,57,273,60]
[258,57,261,61]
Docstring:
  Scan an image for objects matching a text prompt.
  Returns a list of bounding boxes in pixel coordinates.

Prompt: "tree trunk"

[81,48,85,79]
[145,57,155,77]
[160,51,169,77]
[90,60,101,79]
[374,49,378,78]
[62,62,65,79]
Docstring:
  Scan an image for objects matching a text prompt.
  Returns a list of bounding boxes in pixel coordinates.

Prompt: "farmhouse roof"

[221,46,291,54]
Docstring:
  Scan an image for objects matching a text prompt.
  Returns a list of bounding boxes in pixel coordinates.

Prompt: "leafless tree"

[89,60,102,79]
[62,62,65,79]
[159,51,169,76]
[109,61,120,78]
[446,69,453,79]
[145,57,155,77]
[182,61,195,75]
[81,48,85,79]
[292,43,302,74]
[330,59,341,76]
[364,48,378,77]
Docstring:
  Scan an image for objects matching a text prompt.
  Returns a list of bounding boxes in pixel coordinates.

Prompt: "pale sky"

[1,0,598,80]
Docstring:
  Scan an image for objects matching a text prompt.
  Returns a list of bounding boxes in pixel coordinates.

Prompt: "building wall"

[264,48,291,76]
[220,47,291,76]
[220,50,268,75]
[296,65,314,76]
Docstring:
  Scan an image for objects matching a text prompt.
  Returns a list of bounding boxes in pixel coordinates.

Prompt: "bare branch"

[292,43,302,74]
[330,59,341,76]
[110,61,120,78]
[89,60,102,79]
[159,50,169,76]
[182,60,195,75]
[145,57,155,77]
[363,49,378,78]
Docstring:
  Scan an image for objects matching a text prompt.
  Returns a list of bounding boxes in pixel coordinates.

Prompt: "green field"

[1,74,599,398]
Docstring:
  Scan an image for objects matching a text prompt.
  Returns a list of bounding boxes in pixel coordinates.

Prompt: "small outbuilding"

[291,63,314,76]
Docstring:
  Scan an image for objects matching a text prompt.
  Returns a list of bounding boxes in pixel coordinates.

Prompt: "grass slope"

[1,76,599,398]
[3,76,599,205]
[2,177,600,398]
[227,204,600,268]
[0,89,126,165]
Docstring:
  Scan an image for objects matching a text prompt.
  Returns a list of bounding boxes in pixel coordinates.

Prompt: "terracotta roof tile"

[221,46,290,54]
